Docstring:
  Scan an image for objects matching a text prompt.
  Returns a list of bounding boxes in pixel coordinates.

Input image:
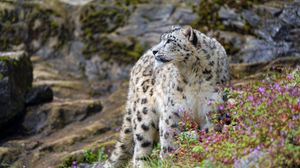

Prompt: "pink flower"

[287,74,293,79]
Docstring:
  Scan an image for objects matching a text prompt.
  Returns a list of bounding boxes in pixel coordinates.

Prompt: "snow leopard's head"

[152,25,199,67]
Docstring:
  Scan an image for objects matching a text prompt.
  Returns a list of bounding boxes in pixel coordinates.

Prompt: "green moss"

[127,41,144,60]
[0,73,3,80]
[83,36,145,64]
[0,1,70,51]
[123,0,149,6]
[80,5,129,36]
[0,56,10,62]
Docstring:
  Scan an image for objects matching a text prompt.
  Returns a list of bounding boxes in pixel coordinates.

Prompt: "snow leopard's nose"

[152,50,158,55]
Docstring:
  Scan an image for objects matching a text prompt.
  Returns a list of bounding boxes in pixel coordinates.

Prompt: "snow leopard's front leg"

[132,98,159,168]
[159,105,182,158]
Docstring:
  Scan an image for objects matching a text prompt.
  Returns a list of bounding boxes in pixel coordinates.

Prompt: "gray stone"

[116,4,196,46]
[219,7,241,21]
[25,85,53,106]
[218,7,245,29]
[234,150,270,168]
[22,99,103,134]
[236,39,291,63]
[242,9,260,27]
[0,51,33,128]
[231,1,300,63]
[279,2,300,26]
[78,162,105,168]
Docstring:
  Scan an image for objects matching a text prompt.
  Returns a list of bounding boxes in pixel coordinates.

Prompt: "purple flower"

[274,83,280,90]
[287,74,293,79]
[288,122,293,129]
[114,127,121,132]
[267,99,272,105]
[258,87,265,93]
[218,105,224,111]
[72,161,77,168]
[247,95,254,102]
[284,85,289,91]
[280,131,286,137]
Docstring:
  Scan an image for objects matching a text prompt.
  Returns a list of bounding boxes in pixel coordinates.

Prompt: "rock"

[0,147,21,166]
[236,39,291,63]
[25,85,53,106]
[22,99,103,134]
[78,162,105,168]
[0,1,70,55]
[59,0,94,6]
[84,56,133,81]
[116,4,197,46]
[234,150,271,168]
[279,2,300,26]
[218,7,240,21]
[218,7,245,29]
[0,51,33,128]
[234,1,300,63]
[241,9,260,27]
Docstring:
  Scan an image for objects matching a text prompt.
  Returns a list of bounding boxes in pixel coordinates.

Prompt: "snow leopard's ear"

[182,25,197,46]
[171,25,182,31]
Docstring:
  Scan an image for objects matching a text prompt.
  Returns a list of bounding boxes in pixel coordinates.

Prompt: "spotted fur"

[104,26,229,168]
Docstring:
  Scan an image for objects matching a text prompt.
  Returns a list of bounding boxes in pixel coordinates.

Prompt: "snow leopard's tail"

[104,109,134,168]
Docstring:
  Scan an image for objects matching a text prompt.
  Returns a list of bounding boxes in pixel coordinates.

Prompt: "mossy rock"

[191,0,268,56]
[83,36,144,64]
[0,51,33,128]
[0,1,71,51]
[80,4,129,37]
[191,0,264,33]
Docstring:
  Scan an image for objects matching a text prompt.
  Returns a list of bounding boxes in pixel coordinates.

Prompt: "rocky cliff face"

[0,51,32,128]
[0,0,299,167]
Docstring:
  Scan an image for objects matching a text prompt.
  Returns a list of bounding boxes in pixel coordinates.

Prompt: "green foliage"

[58,147,108,168]
[97,147,109,161]
[0,56,10,62]
[83,147,108,163]
[192,146,205,153]
[83,149,97,163]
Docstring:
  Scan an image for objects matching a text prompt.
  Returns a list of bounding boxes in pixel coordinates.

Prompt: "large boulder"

[0,51,33,128]
[22,99,103,134]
